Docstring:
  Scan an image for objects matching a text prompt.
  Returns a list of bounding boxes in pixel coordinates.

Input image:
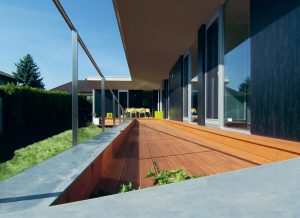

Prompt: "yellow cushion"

[154,111,164,119]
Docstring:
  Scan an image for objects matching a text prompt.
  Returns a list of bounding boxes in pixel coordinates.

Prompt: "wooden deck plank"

[140,121,273,164]
[175,138,212,153]
[118,125,140,190]
[93,119,300,195]
[164,122,298,161]
[139,158,154,188]
[138,139,152,159]
[94,136,131,194]
[164,119,300,154]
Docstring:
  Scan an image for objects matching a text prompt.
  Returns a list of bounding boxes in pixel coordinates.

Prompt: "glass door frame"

[182,49,192,123]
[205,7,225,128]
[118,90,129,117]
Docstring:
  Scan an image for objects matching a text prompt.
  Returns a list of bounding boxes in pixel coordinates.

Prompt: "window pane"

[224,0,251,129]
[183,55,189,117]
[206,19,219,119]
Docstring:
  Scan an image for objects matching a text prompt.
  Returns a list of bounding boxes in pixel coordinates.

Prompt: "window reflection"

[224,0,251,129]
[191,75,198,123]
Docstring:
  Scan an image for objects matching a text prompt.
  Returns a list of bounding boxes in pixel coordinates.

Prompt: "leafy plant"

[119,182,135,193]
[146,168,192,185]
[118,162,205,194]
[146,161,204,186]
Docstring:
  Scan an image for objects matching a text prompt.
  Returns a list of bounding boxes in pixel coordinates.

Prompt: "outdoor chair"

[127,108,137,119]
[145,108,151,118]
[138,108,146,118]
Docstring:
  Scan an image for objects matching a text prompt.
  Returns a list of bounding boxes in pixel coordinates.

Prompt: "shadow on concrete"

[0,192,61,204]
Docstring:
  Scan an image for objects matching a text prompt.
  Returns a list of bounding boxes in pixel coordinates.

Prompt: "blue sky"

[0,0,129,89]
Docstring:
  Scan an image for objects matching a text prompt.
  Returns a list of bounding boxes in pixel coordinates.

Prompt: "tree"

[13,54,45,89]
[238,77,250,94]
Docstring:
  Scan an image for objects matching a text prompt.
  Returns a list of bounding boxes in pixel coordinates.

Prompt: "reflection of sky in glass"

[224,39,250,91]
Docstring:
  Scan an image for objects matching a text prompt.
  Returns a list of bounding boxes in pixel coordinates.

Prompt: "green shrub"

[0,124,101,181]
[0,84,91,134]
[0,84,92,162]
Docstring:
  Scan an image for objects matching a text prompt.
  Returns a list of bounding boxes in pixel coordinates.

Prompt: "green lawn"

[0,125,102,182]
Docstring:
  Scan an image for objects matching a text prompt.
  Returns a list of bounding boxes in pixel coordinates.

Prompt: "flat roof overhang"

[113,0,225,89]
[51,79,157,93]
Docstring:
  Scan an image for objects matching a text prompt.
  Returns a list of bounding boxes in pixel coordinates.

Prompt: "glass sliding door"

[224,0,251,129]
[183,55,189,120]
[191,75,198,123]
[206,17,219,123]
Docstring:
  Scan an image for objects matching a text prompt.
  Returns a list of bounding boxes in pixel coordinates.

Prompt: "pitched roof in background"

[0,71,15,79]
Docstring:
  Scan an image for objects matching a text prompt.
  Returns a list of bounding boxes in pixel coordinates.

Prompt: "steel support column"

[112,95,116,126]
[72,30,78,146]
[101,77,105,132]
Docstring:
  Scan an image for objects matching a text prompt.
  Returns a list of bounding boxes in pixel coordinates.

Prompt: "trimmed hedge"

[0,84,92,162]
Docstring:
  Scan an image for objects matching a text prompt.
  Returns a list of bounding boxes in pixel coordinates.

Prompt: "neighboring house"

[0,71,16,85]
[0,71,16,134]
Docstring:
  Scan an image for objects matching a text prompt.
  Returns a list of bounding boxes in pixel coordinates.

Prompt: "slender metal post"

[187,49,192,123]
[119,104,122,124]
[101,77,105,132]
[92,89,95,117]
[122,109,125,123]
[0,97,3,134]
[112,95,116,126]
[72,30,78,146]
[218,6,225,128]
[53,0,125,131]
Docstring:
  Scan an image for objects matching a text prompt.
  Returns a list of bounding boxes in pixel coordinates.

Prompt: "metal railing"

[52,0,128,146]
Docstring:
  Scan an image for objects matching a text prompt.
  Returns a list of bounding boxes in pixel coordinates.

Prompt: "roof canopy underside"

[113,0,225,89]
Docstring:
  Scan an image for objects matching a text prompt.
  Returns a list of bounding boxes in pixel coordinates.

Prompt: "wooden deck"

[93,119,300,195]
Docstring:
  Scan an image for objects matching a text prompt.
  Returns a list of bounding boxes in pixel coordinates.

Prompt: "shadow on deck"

[92,118,300,195]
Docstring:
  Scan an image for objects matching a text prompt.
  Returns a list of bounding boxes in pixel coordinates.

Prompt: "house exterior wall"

[197,25,206,126]
[129,90,143,108]
[94,89,159,117]
[0,75,16,85]
[162,80,169,119]
[169,57,183,121]
[250,0,300,141]
[165,0,300,141]
[95,90,118,117]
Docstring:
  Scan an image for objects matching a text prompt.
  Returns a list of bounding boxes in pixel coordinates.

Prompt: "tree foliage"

[13,54,44,89]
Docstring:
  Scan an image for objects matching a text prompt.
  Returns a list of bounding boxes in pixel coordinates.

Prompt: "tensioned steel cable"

[52,0,125,111]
